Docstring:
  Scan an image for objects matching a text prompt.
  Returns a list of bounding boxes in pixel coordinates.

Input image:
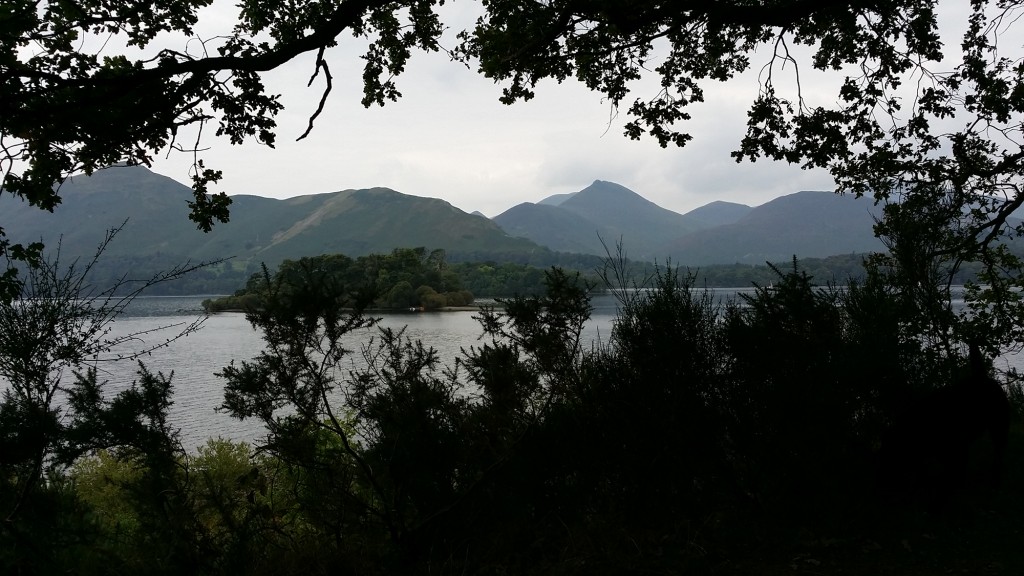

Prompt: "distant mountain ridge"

[495,180,882,264]
[495,180,711,260]
[682,201,753,228]
[662,191,884,265]
[492,202,611,256]
[3,166,888,275]
[538,191,577,206]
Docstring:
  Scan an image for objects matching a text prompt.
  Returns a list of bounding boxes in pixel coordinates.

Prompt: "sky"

[135,1,977,218]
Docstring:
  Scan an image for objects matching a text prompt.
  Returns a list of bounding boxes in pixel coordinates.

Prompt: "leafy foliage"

[0,234,202,504]
[1,0,449,298]
[210,257,1020,573]
[457,0,1024,349]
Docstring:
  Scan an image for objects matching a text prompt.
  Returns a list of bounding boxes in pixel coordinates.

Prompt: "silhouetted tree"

[878,343,1011,508]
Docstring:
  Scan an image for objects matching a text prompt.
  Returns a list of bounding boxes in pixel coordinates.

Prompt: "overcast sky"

[139,1,977,217]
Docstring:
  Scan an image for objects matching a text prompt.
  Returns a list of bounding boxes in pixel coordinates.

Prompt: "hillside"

[680,200,752,228]
[238,187,539,262]
[1,165,543,269]
[2,167,893,286]
[1,166,204,257]
[493,202,616,256]
[663,191,884,265]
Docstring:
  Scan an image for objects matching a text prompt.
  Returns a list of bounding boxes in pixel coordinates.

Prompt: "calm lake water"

[62,292,704,449]
[10,290,1023,451]
[90,294,631,449]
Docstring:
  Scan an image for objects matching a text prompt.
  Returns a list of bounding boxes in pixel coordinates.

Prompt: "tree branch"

[297,47,333,141]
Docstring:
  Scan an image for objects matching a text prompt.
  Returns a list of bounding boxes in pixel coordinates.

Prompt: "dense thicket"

[0,238,207,575]
[4,258,1022,575]
[203,248,476,312]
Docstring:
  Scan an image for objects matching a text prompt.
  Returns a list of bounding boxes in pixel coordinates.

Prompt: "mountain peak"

[681,200,752,228]
[508,181,697,260]
[581,179,642,195]
[564,180,658,210]
[537,181,636,207]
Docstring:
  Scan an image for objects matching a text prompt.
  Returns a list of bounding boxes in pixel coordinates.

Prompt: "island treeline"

[3,249,1023,575]
[200,247,917,313]
[202,248,475,312]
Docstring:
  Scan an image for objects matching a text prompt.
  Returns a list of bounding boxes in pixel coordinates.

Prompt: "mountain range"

[494,180,883,264]
[2,165,886,271]
[495,181,709,260]
[1,167,537,266]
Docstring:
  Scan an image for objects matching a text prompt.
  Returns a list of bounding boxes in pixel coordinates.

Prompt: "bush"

[27,257,1019,575]
[444,289,474,306]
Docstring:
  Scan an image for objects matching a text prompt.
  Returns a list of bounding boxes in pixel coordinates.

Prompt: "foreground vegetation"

[3,248,1023,575]
[8,1,1024,572]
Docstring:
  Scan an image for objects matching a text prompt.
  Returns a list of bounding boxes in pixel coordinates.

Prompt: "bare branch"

[297,47,333,141]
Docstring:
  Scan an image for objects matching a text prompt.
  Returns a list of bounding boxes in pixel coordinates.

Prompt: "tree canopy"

[4,0,1024,346]
[202,248,479,312]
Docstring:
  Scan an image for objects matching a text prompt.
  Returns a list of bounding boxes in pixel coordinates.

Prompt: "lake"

[10,290,1023,451]
[74,292,748,449]
[89,293,635,449]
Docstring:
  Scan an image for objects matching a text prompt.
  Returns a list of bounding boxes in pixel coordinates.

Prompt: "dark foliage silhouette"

[3,253,1022,575]
[878,343,1012,507]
